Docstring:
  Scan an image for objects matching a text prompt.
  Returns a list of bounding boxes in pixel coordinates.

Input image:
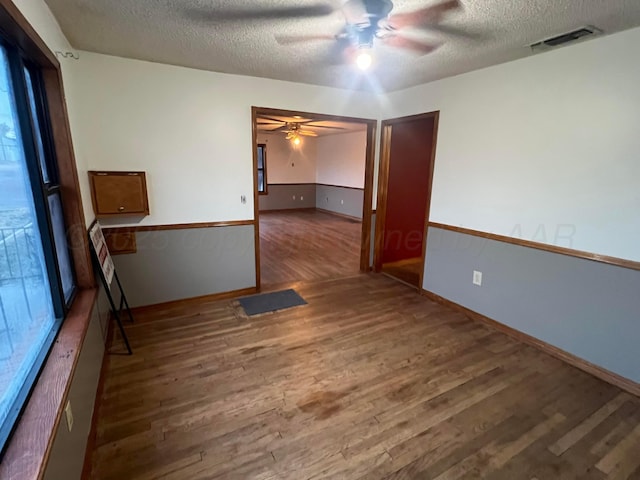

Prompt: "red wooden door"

[382,115,436,264]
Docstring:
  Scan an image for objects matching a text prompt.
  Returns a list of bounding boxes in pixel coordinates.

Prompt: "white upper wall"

[316,130,367,189]
[12,0,71,51]
[386,27,640,262]
[65,52,381,226]
[257,133,317,184]
[13,0,640,261]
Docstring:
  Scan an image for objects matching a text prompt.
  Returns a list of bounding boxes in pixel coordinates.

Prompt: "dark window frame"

[0,34,77,457]
[257,143,267,195]
[0,0,94,476]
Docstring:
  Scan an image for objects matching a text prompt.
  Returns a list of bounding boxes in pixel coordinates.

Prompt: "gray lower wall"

[44,225,256,477]
[44,282,109,480]
[259,184,316,211]
[112,225,256,308]
[423,226,640,384]
[316,184,364,220]
[259,183,364,220]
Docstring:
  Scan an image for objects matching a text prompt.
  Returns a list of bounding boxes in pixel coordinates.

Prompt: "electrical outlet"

[64,400,74,432]
[292,195,296,200]
[300,196,304,201]
[340,199,344,205]
[473,270,482,286]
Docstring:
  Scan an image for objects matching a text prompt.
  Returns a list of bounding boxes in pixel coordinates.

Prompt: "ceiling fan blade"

[383,34,440,55]
[297,120,339,127]
[275,34,336,45]
[386,0,461,29]
[416,23,482,40]
[184,4,334,22]
[298,130,318,137]
[258,116,286,124]
[307,124,348,130]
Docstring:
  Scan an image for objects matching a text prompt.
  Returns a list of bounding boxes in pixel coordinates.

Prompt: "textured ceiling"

[257,114,367,136]
[45,0,640,92]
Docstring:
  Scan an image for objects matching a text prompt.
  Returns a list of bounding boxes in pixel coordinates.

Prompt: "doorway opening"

[374,111,439,288]
[251,107,377,290]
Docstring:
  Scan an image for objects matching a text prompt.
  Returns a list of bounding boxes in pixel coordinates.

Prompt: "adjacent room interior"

[254,109,371,287]
[1,0,639,479]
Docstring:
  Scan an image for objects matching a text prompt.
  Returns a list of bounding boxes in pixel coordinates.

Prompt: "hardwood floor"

[382,258,423,287]
[259,210,361,287]
[86,274,640,480]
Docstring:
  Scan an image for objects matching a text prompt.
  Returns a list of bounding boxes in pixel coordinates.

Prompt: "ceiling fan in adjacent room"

[185,0,469,70]
[257,116,349,144]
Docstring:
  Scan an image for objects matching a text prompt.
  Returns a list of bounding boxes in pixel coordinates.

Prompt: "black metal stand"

[89,245,133,355]
[115,269,135,324]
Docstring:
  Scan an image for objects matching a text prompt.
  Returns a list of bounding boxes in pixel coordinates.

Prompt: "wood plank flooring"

[382,258,423,287]
[259,210,361,287]
[86,274,640,479]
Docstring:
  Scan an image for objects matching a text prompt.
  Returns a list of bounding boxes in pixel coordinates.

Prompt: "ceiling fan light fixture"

[286,130,302,145]
[356,47,373,70]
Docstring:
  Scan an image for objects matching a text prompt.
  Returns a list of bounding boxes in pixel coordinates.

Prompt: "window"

[0,39,75,454]
[257,143,267,194]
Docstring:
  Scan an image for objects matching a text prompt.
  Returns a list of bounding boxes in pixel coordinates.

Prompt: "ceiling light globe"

[356,51,373,71]
[293,137,301,145]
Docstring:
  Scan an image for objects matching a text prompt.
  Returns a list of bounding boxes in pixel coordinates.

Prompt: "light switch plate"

[473,270,482,286]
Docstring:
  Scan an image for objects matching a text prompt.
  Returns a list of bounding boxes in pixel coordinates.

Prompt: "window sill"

[0,288,98,480]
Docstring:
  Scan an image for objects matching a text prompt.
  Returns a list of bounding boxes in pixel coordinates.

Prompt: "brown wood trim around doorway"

[373,111,440,290]
[251,106,377,287]
[360,120,377,271]
[373,123,392,272]
[251,107,262,290]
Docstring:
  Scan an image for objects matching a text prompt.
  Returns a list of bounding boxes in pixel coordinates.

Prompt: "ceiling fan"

[184,1,467,69]
[277,0,465,68]
[257,116,349,142]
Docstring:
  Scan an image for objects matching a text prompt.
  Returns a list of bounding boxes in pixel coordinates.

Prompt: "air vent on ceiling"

[530,26,602,51]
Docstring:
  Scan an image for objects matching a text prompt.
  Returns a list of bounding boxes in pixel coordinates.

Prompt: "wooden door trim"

[251,107,262,290]
[251,106,377,286]
[418,112,440,289]
[253,106,376,125]
[373,111,440,289]
[373,123,393,272]
[360,119,377,271]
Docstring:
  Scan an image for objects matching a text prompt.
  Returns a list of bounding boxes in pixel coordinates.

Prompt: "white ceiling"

[257,114,367,136]
[45,0,640,92]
